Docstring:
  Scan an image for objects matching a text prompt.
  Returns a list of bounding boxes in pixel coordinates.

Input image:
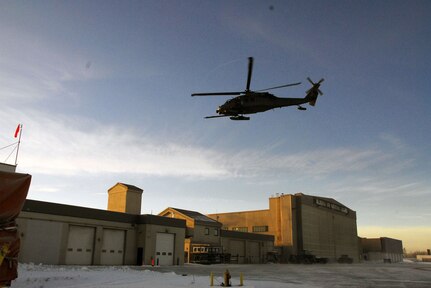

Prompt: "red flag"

[14,124,21,138]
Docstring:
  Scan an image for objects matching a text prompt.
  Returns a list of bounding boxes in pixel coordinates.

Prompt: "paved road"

[137,262,431,287]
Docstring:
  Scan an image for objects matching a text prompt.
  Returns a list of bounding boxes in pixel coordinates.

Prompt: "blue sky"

[1,1,430,251]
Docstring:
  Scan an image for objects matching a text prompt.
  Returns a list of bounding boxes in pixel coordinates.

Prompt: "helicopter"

[192,57,324,120]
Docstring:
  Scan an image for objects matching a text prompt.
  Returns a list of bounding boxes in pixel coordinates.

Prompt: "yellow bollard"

[239,272,244,286]
[210,272,214,287]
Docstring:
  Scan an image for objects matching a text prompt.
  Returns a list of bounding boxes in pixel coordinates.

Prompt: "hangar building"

[208,193,360,263]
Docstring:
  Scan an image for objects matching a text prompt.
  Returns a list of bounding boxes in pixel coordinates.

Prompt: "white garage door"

[65,225,95,265]
[248,241,260,264]
[229,240,245,264]
[100,229,125,265]
[155,233,174,266]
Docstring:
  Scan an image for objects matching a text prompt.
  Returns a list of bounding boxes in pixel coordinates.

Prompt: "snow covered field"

[10,261,431,288]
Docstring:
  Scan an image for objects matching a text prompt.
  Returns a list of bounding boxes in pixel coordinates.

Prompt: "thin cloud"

[31,186,60,193]
[1,107,413,182]
[358,226,431,252]
[1,108,229,178]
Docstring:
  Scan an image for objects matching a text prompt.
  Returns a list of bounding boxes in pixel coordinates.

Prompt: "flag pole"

[14,124,23,166]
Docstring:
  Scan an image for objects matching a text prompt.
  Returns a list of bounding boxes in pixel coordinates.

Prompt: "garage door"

[248,241,260,264]
[155,233,174,266]
[100,229,125,265]
[229,240,245,264]
[65,225,95,265]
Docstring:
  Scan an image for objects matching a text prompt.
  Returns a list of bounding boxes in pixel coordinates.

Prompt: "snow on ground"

[10,262,431,288]
[11,263,296,288]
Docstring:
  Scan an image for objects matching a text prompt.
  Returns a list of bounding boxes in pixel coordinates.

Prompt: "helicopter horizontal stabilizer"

[230,115,250,120]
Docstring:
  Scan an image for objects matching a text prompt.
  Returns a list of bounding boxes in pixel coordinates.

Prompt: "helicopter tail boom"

[309,99,317,106]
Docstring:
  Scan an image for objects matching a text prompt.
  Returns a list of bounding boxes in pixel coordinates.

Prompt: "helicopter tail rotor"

[306,77,324,95]
[306,77,324,106]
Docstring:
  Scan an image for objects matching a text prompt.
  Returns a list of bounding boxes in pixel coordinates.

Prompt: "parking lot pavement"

[138,262,431,287]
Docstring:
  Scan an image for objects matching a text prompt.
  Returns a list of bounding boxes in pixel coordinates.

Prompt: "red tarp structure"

[0,171,31,286]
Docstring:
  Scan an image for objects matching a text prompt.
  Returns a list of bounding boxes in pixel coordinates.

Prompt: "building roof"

[108,182,143,192]
[169,207,221,225]
[119,183,143,192]
[22,199,185,228]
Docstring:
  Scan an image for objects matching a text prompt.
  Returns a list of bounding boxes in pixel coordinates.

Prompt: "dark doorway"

[137,247,144,265]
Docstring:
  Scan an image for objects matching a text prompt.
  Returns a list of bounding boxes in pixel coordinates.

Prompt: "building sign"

[314,198,349,214]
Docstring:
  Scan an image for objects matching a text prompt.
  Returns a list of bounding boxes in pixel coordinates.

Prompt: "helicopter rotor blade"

[256,82,302,92]
[191,92,242,96]
[245,57,254,91]
[204,115,232,119]
[307,77,324,85]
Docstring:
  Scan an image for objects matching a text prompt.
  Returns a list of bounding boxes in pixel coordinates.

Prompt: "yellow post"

[0,244,10,266]
[210,272,214,287]
[239,272,244,286]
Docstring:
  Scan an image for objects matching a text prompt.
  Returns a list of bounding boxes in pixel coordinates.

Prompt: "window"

[232,227,248,232]
[204,227,209,235]
[214,228,219,236]
[252,226,269,232]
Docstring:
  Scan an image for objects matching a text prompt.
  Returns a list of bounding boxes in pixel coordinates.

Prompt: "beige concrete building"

[15,182,275,266]
[107,183,143,215]
[220,230,275,264]
[16,183,186,266]
[361,237,403,263]
[159,207,222,263]
[208,193,359,263]
[17,199,186,266]
[417,249,431,262]
[159,207,274,264]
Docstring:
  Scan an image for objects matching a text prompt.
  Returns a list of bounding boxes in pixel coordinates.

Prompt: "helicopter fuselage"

[216,92,313,116]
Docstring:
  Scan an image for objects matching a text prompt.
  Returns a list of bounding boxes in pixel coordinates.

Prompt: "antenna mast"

[14,124,23,166]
